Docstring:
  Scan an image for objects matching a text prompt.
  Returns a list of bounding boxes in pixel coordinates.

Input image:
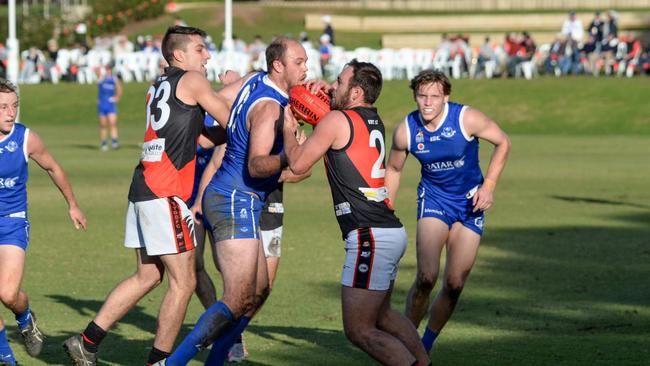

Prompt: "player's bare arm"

[463,107,511,212]
[191,144,226,223]
[113,77,122,103]
[177,71,243,128]
[282,106,343,175]
[385,121,410,206]
[27,130,87,230]
[247,101,286,178]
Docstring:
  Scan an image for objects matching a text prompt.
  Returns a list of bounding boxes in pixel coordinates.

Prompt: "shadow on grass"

[551,195,650,210]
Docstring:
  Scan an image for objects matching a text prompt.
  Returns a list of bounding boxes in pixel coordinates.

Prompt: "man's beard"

[330,88,351,110]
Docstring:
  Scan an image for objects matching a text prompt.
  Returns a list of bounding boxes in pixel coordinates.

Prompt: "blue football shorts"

[97,102,117,117]
[416,186,485,236]
[0,217,30,250]
[202,187,263,243]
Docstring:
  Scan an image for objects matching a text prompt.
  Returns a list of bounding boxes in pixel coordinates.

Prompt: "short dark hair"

[162,25,207,64]
[409,69,452,97]
[345,59,382,104]
[265,37,291,73]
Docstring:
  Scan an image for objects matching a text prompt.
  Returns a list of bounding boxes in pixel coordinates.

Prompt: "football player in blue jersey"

[96,65,122,151]
[385,69,511,353]
[163,37,309,366]
[0,78,86,366]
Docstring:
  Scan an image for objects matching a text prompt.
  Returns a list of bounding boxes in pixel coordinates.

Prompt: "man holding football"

[163,37,310,365]
[283,60,431,366]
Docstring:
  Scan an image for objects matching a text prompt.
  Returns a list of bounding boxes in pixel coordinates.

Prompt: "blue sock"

[421,327,439,353]
[204,316,250,366]
[166,301,235,366]
[15,307,32,330]
[0,328,16,366]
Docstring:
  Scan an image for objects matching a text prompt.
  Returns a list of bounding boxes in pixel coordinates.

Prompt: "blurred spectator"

[599,33,619,75]
[474,36,497,78]
[136,35,146,51]
[561,11,584,43]
[19,47,45,84]
[579,34,599,75]
[112,35,134,58]
[0,43,7,79]
[205,35,218,52]
[232,35,247,53]
[619,32,642,77]
[587,11,604,47]
[507,31,536,77]
[248,35,267,61]
[503,32,521,76]
[174,16,187,27]
[322,15,335,45]
[74,22,88,46]
[44,39,59,82]
[604,9,618,38]
[299,32,313,50]
[142,35,159,54]
[319,33,333,77]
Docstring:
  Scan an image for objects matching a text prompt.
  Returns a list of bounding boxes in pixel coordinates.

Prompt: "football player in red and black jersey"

[282,60,431,366]
[64,26,243,366]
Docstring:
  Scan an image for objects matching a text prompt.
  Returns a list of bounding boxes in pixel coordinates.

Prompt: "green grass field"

[3,76,648,365]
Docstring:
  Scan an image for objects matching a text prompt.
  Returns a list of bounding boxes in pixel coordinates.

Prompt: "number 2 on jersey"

[369,129,385,179]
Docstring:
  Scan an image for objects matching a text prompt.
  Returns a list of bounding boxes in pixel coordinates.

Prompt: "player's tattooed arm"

[27,130,87,230]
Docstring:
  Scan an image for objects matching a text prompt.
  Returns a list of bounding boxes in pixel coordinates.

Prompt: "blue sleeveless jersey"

[208,72,288,200]
[97,76,117,105]
[0,123,29,217]
[187,114,218,206]
[405,102,483,199]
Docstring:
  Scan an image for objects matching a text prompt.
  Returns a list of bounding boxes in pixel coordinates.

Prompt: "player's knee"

[415,271,437,292]
[136,270,163,291]
[0,288,20,308]
[343,324,372,348]
[443,278,465,301]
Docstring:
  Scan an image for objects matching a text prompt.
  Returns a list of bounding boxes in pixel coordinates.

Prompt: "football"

[289,84,331,126]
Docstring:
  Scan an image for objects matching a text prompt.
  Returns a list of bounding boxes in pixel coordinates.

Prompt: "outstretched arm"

[463,107,511,212]
[282,105,340,175]
[27,130,87,230]
[385,121,410,207]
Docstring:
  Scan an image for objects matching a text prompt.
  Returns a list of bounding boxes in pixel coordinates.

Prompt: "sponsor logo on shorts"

[267,203,284,214]
[239,208,248,219]
[360,250,372,258]
[141,138,165,162]
[474,217,484,228]
[441,127,456,138]
[335,202,352,216]
[358,264,369,273]
[424,208,444,216]
[0,176,19,189]
[240,226,249,233]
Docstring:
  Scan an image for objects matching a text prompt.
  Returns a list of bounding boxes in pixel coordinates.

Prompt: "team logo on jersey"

[441,127,456,138]
[5,141,18,153]
[415,130,424,143]
[239,208,248,219]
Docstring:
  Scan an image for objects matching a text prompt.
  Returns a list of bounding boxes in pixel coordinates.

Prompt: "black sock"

[81,321,107,353]
[147,346,171,364]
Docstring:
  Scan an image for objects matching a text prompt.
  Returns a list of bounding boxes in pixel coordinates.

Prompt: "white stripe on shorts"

[230,189,237,239]
[250,195,257,239]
